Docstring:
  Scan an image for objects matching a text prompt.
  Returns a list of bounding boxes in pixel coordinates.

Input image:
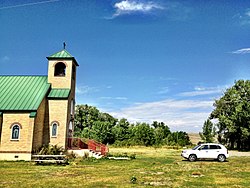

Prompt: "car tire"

[218,154,226,162]
[188,154,197,162]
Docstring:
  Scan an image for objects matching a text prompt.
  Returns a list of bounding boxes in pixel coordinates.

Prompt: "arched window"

[71,99,74,115]
[11,124,20,140]
[51,122,59,137]
[54,62,66,76]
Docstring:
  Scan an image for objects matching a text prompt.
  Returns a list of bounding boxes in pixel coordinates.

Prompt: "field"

[0,147,250,188]
[188,133,201,144]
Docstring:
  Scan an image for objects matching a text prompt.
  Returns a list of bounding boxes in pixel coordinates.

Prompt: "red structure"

[87,139,109,156]
[67,138,108,156]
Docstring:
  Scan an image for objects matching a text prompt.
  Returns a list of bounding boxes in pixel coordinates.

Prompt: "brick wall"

[0,113,34,153]
[48,100,68,148]
[42,98,50,146]
[47,60,74,89]
[67,63,76,141]
[32,98,46,151]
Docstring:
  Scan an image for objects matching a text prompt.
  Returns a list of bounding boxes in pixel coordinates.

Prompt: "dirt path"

[229,151,250,157]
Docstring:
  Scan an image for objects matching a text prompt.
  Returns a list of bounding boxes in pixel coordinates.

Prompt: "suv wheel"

[188,154,197,162]
[218,154,226,162]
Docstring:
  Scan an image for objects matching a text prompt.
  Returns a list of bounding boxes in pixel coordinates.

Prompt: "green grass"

[0,147,249,187]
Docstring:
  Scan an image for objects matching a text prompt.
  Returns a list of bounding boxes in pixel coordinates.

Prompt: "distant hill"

[188,133,201,145]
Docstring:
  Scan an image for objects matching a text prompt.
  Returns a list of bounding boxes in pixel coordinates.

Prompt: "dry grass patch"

[188,133,201,144]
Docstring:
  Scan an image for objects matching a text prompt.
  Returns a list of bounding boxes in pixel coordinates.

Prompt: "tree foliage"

[112,118,131,142]
[210,80,250,150]
[74,105,191,147]
[131,122,155,146]
[199,119,215,143]
[74,105,117,144]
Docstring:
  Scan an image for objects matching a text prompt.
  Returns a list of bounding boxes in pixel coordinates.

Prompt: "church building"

[0,49,78,160]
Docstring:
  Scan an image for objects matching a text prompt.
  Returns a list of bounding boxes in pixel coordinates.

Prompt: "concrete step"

[89,150,103,159]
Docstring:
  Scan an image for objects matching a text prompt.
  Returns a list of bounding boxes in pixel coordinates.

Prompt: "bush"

[34,144,65,155]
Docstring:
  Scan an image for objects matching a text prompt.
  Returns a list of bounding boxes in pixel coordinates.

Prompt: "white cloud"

[179,86,224,97]
[113,0,164,17]
[115,97,128,100]
[109,99,214,132]
[76,85,99,95]
[99,97,112,100]
[232,48,250,54]
[100,96,128,100]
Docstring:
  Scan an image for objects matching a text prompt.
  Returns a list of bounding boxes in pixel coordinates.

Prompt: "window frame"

[51,121,59,137]
[10,123,22,141]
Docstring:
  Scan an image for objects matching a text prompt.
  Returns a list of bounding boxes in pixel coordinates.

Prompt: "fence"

[87,139,109,156]
[67,138,108,156]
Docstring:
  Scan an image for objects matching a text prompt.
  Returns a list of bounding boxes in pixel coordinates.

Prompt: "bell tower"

[47,48,78,90]
[46,47,79,148]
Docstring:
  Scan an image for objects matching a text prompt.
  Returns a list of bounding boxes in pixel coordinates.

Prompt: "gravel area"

[229,151,250,157]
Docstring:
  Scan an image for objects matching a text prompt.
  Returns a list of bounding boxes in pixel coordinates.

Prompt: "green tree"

[170,131,191,146]
[210,80,250,150]
[152,121,171,145]
[74,104,117,143]
[99,112,117,126]
[199,119,215,143]
[74,105,192,147]
[74,104,99,131]
[132,123,155,146]
[112,118,131,142]
[91,121,115,144]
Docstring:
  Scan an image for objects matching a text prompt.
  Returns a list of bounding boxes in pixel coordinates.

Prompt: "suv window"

[210,145,218,149]
[210,145,221,149]
[200,145,209,150]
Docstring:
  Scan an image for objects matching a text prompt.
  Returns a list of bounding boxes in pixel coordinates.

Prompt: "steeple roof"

[47,49,79,66]
[48,49,73,58]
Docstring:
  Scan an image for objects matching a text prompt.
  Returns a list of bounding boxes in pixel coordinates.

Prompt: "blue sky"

[1,0,250,132]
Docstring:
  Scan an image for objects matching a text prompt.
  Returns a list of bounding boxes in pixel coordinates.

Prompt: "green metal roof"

[47,50,79,66]
[29,112,37,118]
[0,76,50,111]
[48,89,70,99]
[48,49,73,58]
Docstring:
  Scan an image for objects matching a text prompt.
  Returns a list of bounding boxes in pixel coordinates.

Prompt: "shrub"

[35,144,65,155]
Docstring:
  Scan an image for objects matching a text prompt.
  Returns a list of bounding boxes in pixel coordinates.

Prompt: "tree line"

[74,105,191,147]
[74,80,250,150]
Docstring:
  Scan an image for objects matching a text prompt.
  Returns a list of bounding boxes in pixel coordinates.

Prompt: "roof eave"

[47,97,69,100]
[46,57,79,66]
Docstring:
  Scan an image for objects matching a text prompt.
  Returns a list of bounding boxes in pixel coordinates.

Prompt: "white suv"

[181,143,229,162]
